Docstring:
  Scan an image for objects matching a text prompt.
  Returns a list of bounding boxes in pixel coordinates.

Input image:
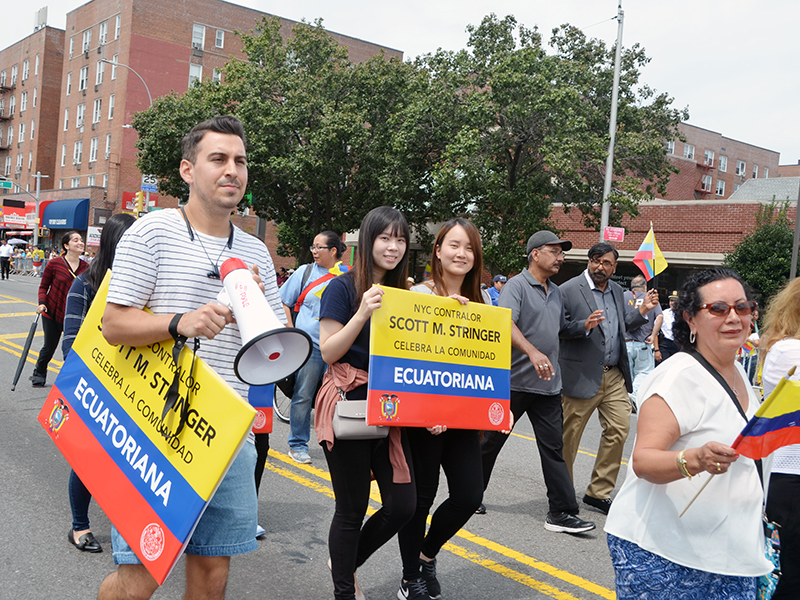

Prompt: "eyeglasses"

[589,257,615,269]
[310,245,333,252]
[698,301,757,317]
[537,247,564,257]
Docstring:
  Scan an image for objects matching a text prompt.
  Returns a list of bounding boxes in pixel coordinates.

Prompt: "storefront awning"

[42,198,89,230]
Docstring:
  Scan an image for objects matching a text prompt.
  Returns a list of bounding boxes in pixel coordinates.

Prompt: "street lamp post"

[100,58,152,107]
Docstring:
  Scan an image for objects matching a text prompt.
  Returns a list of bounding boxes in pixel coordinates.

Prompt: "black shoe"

[31,375,46,387]
[544,512,596,534]
[420,558,441,599]
[397,578,432,600]
[583,494,612,515]
[68,529,103,553]
[474,503,486,515]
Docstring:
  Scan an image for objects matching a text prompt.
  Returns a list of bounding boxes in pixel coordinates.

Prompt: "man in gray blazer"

[559,243,659,515]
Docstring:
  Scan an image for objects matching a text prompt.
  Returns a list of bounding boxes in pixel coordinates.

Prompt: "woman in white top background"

[759,276,800,600]
[395,218,489,600]
[605,268,772,599]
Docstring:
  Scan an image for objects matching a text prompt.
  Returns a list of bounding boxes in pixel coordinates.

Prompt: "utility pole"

[791,178,800,280]
[599,2,624,242]
[33,171,48,247]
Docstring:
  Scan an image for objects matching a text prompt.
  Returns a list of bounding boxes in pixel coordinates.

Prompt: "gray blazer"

[559,273,647,399]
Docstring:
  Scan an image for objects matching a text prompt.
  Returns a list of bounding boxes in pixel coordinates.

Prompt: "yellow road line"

[0,295,38,305]
[0,312,37,318]
[0,337,62,374]
[265,449,615,599]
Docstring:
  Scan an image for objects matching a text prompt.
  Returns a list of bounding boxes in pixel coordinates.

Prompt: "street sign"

[0,180,14,189]
[603,226,625,242]
[141,174,158,193]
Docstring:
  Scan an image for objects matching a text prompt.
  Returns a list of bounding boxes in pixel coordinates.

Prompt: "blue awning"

[42,198,89,230]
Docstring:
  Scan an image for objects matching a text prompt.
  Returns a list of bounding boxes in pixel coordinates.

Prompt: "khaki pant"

[561,366,631,500]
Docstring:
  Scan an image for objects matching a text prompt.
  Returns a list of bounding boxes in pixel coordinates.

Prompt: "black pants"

[766,473,800,600]
[254,433,270,495]
[34,315,62,380]
[659,338,679,362]
[398,428,483,580]
[0,257,9,279]
[481,391,578,514]
[323,434,416,600]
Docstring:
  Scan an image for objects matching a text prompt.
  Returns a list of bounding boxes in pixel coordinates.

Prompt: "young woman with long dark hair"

[315,206,416,600]
[396,218,489,600]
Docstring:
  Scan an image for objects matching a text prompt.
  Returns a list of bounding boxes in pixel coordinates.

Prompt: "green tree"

[723,203,797,303]
[425,14,687,274]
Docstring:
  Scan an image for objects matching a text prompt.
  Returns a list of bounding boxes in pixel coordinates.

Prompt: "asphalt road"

[0,274,635,600]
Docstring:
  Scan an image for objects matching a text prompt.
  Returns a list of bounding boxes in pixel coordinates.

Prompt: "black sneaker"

[397,577,432,600]
[583,494,612,515]
[544,512,596,534]
[474,503,486,515]
[420,558,441,599]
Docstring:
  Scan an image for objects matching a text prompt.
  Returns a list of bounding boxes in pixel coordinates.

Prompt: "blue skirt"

[607,534,757,599]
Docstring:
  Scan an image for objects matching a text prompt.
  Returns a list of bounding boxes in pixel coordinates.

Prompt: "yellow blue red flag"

[733,374,800,459]
[632,224,668,281]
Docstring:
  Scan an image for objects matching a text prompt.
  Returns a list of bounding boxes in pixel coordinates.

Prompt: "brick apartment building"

[662,122,780,201]
[0,25,64,192]
[0,0,400,261]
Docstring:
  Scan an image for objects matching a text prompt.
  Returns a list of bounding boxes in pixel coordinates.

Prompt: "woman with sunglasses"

[605,268,772,599]
[315,206,416,600]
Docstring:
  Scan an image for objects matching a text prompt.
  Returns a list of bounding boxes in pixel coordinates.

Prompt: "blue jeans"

[288,346,326,454]
[69,469,93,531]
[626,341,654,402]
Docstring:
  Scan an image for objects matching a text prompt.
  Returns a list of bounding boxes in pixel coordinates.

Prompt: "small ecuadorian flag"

[330,261,349,275]
[733,371,800,459]
[632,224,668,281]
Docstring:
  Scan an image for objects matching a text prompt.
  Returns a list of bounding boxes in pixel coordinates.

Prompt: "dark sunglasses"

[698,301,757,317]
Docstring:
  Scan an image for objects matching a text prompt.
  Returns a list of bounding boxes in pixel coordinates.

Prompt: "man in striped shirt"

[99,116,286,600]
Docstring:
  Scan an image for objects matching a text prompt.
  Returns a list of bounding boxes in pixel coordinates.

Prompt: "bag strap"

[685,348,747,422]
[293,271,336,313]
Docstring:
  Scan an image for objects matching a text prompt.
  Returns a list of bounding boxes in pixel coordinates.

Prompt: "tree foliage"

[132,14,685,270]
[723,203,797,303]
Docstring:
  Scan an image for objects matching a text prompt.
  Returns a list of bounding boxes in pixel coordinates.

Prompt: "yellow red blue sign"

[367,286,511,430]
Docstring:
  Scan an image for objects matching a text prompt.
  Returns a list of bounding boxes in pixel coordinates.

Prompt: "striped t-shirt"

[107,208,286,399]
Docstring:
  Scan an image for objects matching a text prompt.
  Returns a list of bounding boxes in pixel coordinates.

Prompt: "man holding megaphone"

[98,116,287,600]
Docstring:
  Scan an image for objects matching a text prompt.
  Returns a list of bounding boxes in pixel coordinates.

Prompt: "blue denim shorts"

[112,441,258,564]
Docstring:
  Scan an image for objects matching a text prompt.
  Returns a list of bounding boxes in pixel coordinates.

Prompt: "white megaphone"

[216,257,312,386]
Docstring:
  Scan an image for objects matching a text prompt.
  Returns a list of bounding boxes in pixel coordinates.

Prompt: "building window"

[79,66,89,91]
[111,54,118,79]
[115,15,121,40]
[0,70,5,86]
[716,179,725,197]
[215,29,224,48]
[63,108,69,131]
[665,140,675,154]
[212,68,222,83]
[66,72,72,95]
[718,156,727,173]
[0,99,4,117]
[99,21,108,45]
[9,95,14,116]
[22,60,29,81]
[6,126,12,146]
[82,29,92,53]
[735,183,741,192]
[16,153,23,172]
[753,164,758,178]
[32,87,37,107]
[3,156,10,176]
[192,24,205,49]
[701,174,712,192]
[93,98,102,123]
[73,140,83,164]
[72,177,80,188]
[704,149,714,167]
[61,144,66,167]
[96,60,104,85]
[35,54,39,76]
[28,151,32,169]
[736,160,746,176]
[105,134,111,159]
[18,122,25,143]
[89,137,98,162]
[87,174,96,186]
[108,94,115,119]
[20,91,27,112]
[102,173,108,188]
[683,144,695,160]
[764,167,769,178]
[11,65,17,85]
[76,103,86,128]
[30,119,34,139]
[69,37,74,59]
[189,63,202,85]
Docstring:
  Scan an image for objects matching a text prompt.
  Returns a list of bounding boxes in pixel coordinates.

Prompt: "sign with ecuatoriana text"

[38,273,255,584]
[367,286,511,430]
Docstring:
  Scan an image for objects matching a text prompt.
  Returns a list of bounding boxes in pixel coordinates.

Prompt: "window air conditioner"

[192,42,202,50]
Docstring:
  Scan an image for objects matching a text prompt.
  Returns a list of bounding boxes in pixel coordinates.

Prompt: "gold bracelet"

[677,449,693,479]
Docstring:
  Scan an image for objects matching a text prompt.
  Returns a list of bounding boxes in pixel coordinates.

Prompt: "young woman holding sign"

[315,206,416,600]
[396,218,490,600]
